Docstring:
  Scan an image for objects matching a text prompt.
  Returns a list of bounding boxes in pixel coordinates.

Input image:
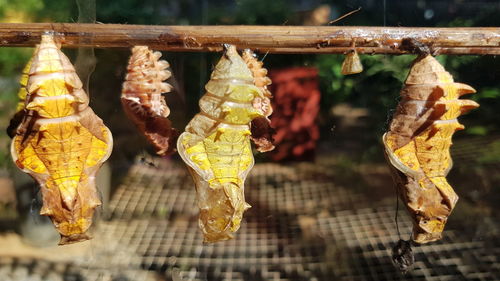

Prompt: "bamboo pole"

[0,23,499,55]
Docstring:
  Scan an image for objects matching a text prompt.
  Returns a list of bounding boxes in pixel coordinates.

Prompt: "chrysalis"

[177,45,268,243]
[383,55,479,244]
[341,50,363,75]
[11,34,113,245]
[6,55,34,138]
[121,46,178,156]
[242,49,275,152]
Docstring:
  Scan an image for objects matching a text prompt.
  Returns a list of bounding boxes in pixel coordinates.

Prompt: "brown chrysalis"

[341,49,363,75]
[242,49,275,152]
[383,54,479,243]
[121,46,178,156]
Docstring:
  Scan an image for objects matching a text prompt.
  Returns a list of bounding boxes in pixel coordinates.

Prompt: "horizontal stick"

[0,23,499,55]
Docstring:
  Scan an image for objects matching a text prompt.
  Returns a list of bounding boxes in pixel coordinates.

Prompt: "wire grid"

[0,255,157,281]
[98,160,500,281]
[316,206,500,281]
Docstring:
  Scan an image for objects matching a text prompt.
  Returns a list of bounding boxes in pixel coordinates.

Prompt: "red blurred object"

[268,67,320,161]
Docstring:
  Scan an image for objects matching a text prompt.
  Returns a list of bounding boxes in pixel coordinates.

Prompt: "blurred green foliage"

[0,0,498,169]
[314,51,500,160]
[478,140,500,164]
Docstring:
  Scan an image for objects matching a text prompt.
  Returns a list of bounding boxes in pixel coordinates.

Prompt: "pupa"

[7,55,34,138]
[11,33,113,245]
[121,46,178,155]
[241,49,275,152]
[341,49,363,75]
[383,54,479,244]
[177,45,269,243]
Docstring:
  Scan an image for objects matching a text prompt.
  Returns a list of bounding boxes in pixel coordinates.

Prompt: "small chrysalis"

[341,50,363,75]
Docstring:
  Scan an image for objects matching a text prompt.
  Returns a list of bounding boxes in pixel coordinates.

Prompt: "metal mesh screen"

[101,160,500,281]
[1,159,499,281]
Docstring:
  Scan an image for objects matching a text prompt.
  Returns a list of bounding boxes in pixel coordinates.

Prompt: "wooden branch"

[0,23,499,55]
